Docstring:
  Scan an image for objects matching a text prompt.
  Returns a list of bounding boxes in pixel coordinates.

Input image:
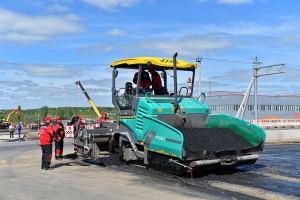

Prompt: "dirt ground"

[1,137,300,200]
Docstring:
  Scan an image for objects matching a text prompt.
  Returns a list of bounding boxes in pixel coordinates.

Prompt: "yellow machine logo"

[159,59,178,64]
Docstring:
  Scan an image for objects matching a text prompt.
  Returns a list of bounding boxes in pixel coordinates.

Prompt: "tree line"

[0,106,117,125]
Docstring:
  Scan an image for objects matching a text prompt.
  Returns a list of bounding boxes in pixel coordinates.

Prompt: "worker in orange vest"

[99,112,110,127]
[53,116,65,160]
[149,68,163,95]
[40,116,54,170]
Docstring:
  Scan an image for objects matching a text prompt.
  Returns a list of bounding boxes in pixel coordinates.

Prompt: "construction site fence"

[64,124,100,138]
[248,119,300,129]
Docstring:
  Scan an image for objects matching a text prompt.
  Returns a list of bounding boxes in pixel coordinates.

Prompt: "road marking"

[259,172,300,183]
[209,181,296,200]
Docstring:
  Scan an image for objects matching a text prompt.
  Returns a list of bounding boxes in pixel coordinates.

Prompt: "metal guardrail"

[248,119,300,129]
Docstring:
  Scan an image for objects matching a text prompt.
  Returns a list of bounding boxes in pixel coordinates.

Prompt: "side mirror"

[115,70,118,78]
[161,73,164,80]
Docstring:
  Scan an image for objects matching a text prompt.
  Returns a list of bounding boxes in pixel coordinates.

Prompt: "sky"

[0,0,299,110]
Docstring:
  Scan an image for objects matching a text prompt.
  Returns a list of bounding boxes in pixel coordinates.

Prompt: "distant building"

[203,91,300,120]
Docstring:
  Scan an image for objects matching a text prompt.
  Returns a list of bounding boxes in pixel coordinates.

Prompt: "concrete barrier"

[265,129,300,143]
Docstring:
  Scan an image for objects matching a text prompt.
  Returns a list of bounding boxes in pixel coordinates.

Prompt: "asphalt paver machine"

[72,53,266,174]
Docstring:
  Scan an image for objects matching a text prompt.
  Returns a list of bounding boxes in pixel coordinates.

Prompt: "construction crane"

[0,105,25,129]
[76,80,102,119]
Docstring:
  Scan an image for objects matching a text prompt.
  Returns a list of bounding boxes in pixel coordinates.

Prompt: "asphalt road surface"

[0,140,299,200]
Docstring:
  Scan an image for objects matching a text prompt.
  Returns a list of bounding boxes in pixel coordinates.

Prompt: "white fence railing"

[248,119,300,129]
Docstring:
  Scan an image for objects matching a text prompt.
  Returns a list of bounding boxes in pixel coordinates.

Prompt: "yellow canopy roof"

[110,57,197,69]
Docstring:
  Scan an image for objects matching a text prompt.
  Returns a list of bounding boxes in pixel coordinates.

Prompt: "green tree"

[23,114,35,125]
[55,107,66,119]
[11,114,21,124]
[39,106,49,119]
[65,107,75,120]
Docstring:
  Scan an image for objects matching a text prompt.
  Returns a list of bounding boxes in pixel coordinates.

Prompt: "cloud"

[282,66,300,82]
[281,34,300,44]
[0,80,39,87]
[47,3,71,12]
[75,78,110,89]
[18,64,83,77]
[143,16,300,43]
[106,28,126,36]
[82,0,141,11]
[0,8,85,43]
[78,41,120,54]
[217,0,254,4]
[123,35,232,58]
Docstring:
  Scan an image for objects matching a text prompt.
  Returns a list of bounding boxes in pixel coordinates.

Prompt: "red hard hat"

[102,112,107,116]
[44,116,52,121]
[55,116,61,120]
[78,115,83,120]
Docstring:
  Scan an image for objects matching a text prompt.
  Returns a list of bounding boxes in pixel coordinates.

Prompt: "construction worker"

[17,122,22,138]
[73,115,85,137]
[149,68,163,95]
[72,115,85,153]
[40,116,54,170]
[133,68,151,89]
[99,111,110,126]
[9,124,15,138]
[53,116,65,160]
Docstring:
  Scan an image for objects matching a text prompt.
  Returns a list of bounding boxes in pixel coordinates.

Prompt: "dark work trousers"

[55,140,64,159]
[154,88,163,95]
[9,131,14,138]
[41,144,52,169]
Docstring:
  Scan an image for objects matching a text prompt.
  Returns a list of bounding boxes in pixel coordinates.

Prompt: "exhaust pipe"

[173,52,179,113]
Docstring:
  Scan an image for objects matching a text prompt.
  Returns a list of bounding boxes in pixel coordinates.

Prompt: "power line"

[201,57,253,64]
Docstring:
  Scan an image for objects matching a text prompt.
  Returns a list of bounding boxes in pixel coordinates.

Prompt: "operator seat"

[123,82,133,108]
[125,82,133,95]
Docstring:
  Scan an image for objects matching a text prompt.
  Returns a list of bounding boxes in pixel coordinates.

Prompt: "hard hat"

[55,116,61,120]
[78,115,83,120]
[102,112,107,116]
[44,116,52,121]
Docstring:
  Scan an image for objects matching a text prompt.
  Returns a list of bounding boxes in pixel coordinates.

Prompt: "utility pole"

[252,58,285,120]
[196,57,202,97]
[253,57,259,120]
[237,59,285,120]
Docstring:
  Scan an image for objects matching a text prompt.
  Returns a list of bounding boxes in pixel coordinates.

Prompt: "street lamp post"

[196,57,202,96]
[38,101,40,134]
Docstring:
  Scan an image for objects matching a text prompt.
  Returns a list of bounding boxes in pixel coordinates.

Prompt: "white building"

[206,91,300,120]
